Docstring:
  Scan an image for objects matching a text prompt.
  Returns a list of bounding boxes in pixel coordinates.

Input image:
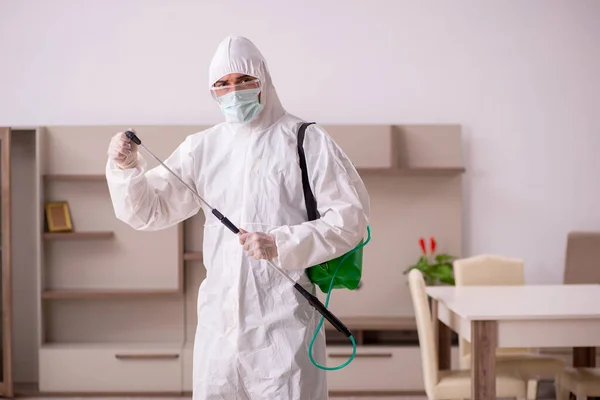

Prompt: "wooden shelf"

[42,289,182,300]
[324,317,417,331]
[183,251,203,261]
[40,342,183,349]
[329,390,423,397]
[358,167,465,176]
[43,231,114,240]
[43,174,106,182]
[42,169,464,180]
[323,317,459,347]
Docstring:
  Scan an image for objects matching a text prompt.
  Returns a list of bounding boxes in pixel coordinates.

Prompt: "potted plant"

[404,236,455,286]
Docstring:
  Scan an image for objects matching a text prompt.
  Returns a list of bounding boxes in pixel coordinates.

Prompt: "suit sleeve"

[268,124,371,271]
[105,135,202,231]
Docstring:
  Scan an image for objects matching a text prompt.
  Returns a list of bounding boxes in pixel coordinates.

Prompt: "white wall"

[1,0,599,286]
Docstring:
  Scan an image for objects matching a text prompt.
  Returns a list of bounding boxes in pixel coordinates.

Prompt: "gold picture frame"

[45,201,73,232]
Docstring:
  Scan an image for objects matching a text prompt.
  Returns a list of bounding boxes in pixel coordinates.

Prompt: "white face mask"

[217,88,264,124]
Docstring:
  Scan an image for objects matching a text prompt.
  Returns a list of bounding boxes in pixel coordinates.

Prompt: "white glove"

[239,229,278,260]
[108,129,138,169]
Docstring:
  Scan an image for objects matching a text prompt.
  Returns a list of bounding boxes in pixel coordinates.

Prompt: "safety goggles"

[210,78,261,100]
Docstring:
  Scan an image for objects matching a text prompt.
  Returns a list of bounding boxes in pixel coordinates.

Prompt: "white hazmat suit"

[106,36,370,399]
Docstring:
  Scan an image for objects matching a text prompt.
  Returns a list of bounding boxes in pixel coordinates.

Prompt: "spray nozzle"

[125,130,142,145]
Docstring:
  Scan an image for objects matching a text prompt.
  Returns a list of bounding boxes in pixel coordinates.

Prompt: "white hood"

[209,36,286,132]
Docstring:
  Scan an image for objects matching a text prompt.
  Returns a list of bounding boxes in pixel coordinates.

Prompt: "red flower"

[419,237,426,255]
[430,237,437,254]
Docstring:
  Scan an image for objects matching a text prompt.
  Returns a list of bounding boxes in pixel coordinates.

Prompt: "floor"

[11,394,560,399]
[12,381,559,400]
[18,397,412,400]
[13,395,554,400]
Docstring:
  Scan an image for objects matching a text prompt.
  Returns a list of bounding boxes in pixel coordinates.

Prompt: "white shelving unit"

[2,123,465,396]
[35,126,207,394]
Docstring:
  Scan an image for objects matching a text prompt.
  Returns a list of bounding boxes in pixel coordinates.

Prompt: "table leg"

[573,347,596,368]
[438,323,452,370]
[471,320,497,400]
[572,347,596,400]
[431,299,452,370]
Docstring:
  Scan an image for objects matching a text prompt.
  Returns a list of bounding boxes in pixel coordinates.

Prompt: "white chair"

[555,368,600,400]
[453,254,565,399]
[556,233,600,399]
[407,268,528,399]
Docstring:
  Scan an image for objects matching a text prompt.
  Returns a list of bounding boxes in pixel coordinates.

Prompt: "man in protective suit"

[106,36,370,400]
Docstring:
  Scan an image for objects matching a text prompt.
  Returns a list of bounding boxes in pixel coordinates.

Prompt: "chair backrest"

[564,231,600,284]
[453,254,527,360]
[454,254,524,286]
[408,269,438,397]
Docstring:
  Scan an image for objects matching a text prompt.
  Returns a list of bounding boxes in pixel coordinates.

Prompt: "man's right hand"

[108,128,138,169]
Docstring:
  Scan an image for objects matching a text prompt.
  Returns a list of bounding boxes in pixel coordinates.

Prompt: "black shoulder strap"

[297,122,319,221]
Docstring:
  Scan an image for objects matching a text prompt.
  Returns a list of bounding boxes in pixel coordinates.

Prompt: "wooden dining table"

[426,284,600,400]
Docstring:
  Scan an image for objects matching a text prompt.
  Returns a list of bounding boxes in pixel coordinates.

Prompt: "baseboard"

[15,383,425,398]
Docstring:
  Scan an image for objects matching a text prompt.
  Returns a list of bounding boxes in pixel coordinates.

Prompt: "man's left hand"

[239,229,278,260]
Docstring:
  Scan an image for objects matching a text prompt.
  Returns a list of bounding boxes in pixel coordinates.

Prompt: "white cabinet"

[181,343,456,393]
[39,344,183,392]
[326,345,459,392]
